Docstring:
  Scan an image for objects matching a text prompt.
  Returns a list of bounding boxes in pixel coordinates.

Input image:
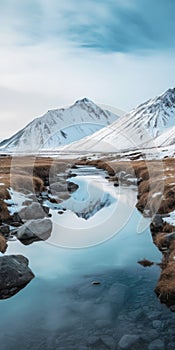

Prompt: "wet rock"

[148,339,165,350]
[0,255,34,299]
[118,334,140,349]
[91,281,101,285]
[88,336,108,349]
[0,224,10,235]
[138,259,154,267]
[58,211,64,215]
[0,234,7,253]
[170,305,175,312]
[12,212,23,224]
[152,214,163,228]
[141,329,159,341]
[128,308,144,321]
[100,335,115,348]
[22,199,33,206]
[88,336,99,345]
[50,182,67,193]
[152,320,162,329]
[67,181,79,193]
[16,218,52,245]
[167,342,175,350]
[147,311,162,320]
[18,202,47,220]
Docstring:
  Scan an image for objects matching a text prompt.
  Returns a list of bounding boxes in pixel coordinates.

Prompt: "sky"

[1,0,175,139]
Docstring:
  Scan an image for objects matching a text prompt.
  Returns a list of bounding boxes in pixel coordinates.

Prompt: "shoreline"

[1,155,175,308]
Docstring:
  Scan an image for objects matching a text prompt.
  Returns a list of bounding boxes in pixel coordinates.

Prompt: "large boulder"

[0,255,34,299]
[17,218,52,245]
[49,182,71,201]
[18,202,48,221]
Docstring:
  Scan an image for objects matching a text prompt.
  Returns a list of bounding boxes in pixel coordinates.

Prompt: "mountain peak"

[0,98,118,152]
[75,97,93,105]
[158,87,175,103]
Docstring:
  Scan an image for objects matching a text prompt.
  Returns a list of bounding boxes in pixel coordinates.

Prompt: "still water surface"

[0,166,173,350]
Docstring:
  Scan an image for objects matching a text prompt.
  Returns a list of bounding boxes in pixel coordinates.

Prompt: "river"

[0,165,174,350]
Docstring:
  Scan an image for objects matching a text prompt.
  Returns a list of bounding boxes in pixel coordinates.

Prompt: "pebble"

[118,334,140,349]
[101,335,115,348]
[148,339,165,350]
[152,320,162,329]
[167,342,175,350]
[148,311,161,320]
[141,329,159,341]
[88,336,99,345]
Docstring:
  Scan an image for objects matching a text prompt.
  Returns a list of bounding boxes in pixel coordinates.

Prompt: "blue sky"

[0,0,175,138]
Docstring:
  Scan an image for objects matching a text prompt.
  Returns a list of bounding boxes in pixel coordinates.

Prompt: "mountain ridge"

[60,88,175,153]
[0,98,120,152]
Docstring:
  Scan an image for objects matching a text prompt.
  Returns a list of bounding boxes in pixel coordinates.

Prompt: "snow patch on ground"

[163,211,175,226]
[5,189,29,215]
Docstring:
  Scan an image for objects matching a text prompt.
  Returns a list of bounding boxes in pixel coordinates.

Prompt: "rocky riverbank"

[1,154,175,307]
[0,156,75,297]
[76,157,175,310]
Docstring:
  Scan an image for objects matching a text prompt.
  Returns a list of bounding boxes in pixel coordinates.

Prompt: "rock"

[88,336,99,345]
[67,181,79,193]
[0,255,34,299]
[152,320,162,329]
[118,334,140,349]
[17,218,52,245]
[91,281,101,285]
[141,330,159,341]
[0,234,7,253]
[167,342,175,350]
[18,202,47,220]
[152,214,163,228]
[170,305,175,312]
[12,212,23,224]
[0,224,10,235]
[100,335,115,348]
[148,339,165,350]
[50,182,67,193]
[49,181,70,200]
[148,311,162,320]
[22,199,33,206]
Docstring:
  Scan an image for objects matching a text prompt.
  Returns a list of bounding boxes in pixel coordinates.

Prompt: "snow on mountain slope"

[152,124,175,148]
[0,98,119,152]
[61,88,175,153]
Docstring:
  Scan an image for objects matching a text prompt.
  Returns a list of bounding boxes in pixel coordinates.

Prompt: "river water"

[0,166,175,350]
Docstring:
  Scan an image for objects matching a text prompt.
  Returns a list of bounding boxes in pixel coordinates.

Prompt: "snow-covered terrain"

[61,88,175,153]
[153,124,175,148]
[0,98,119,153]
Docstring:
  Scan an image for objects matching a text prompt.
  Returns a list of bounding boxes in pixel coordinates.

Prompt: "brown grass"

[156,261,175,294]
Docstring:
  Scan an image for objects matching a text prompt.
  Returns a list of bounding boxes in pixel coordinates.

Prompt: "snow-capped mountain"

[0,98,119,152]
[61,88,175,153]
[152,124,175,148]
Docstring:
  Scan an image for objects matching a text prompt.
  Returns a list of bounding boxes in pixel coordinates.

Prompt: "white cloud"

[0,37,175,139]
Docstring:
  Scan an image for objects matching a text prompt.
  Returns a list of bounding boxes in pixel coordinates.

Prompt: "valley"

[1,88,175,349]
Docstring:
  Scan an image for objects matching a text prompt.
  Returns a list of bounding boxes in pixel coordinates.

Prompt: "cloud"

[0,1,175,139]
[0,39,175,138]
[0,0,175,53]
